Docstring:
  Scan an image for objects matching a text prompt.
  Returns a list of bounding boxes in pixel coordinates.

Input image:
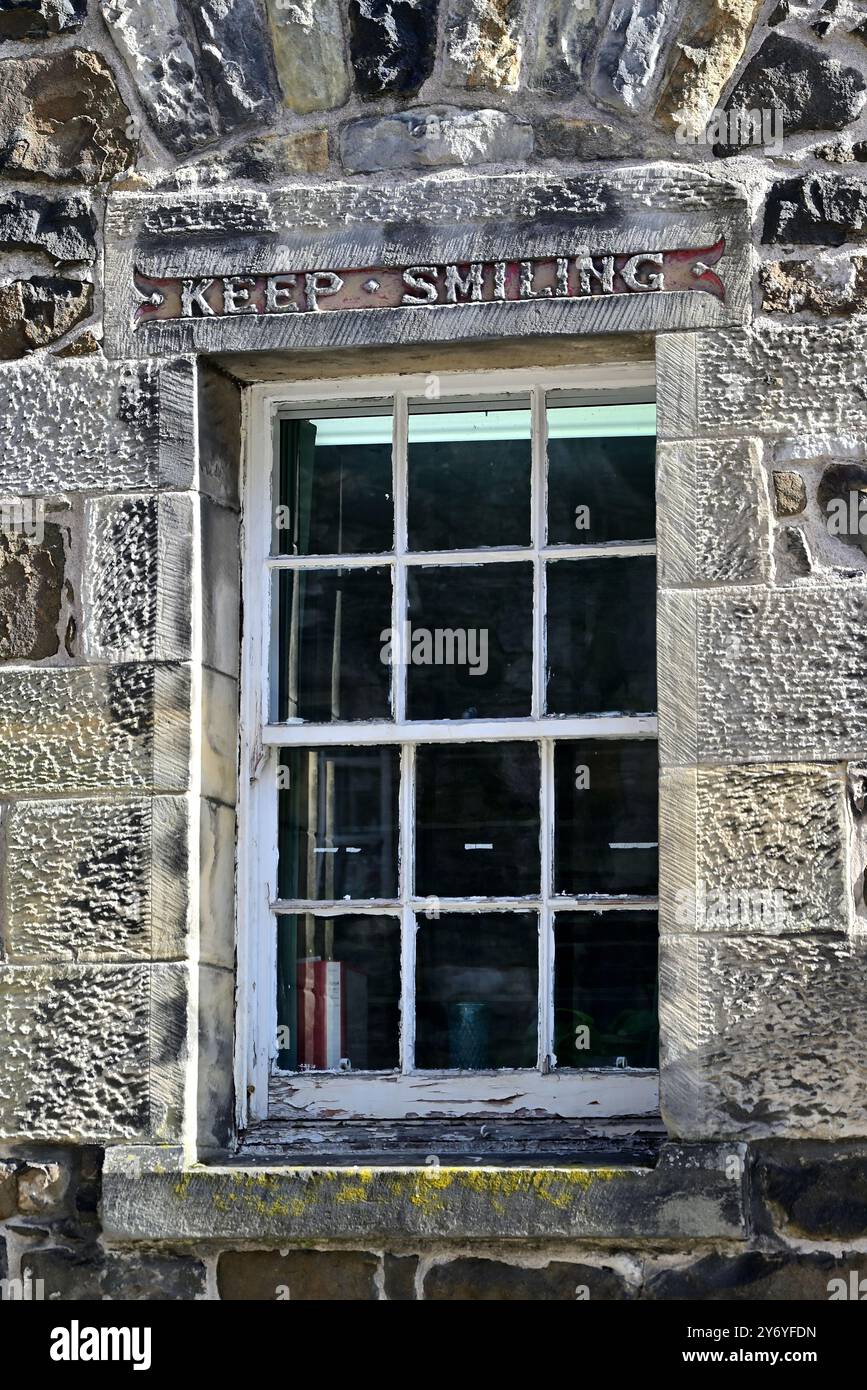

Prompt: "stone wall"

[1,0,867,1299]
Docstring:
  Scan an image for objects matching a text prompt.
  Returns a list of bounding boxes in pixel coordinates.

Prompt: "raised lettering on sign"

[134,239,725,324]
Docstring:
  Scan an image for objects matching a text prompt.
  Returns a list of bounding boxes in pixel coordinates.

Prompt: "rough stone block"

[101,0,215,155]
[23,1247,206,1299]
[592,0,675,113]
[530,0,598,96]
[764,174,867,246]
[535,117,646,161]
[350,0,438,98]
[187,0,278,131]
[3,795,190,963]
[655,0,764,132]
[0,277,92,358]
[16,1161,71,1214]
[0,357,194,494]
[444,0,521,91]
[384,1253,418,1300]
[83,493,193,663]
[660,933,867,1137]
[659,764,851,934]
[644,1249,867,1300]
[340,106,533,173]
[424,1256,634,1299]
[0,963,188,1141]
[0,191,95,262]
[761,257,867,317]
[772,469,807,515]
[0,1160,18,1218]
[266,0,351,114]
[752,1141,867,1239]
[192,130,330,183]
[218,1249,379,1300]
[0,0,87,38]
[657,438,770,585]
[721,33,867,144]
[0,515,67,661]
[0,663,191,795]
[0,48,136,182]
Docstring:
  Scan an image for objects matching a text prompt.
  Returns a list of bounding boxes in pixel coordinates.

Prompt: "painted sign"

[134,238,726,326]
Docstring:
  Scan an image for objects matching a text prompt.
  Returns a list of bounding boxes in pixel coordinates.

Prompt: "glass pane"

[546,557,656,715]
[406,563,533,719]
[553,911,658,1068]
[415,743,540,898]
[273,567,392,722]
[554,741,658,896]
[278,748,400,900]
[415,913,538,1068]
[407,401,531,551]
[546,401,656,545]
[276,914,400,1070]
[275,412,393,556]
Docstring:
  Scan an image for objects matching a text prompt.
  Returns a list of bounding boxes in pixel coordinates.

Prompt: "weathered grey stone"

[657,438,769,585]
[201,499,239,680]
[720,33,867,146]
[184,130,331,184]
[187,0,278,130]
[197,361,241,507]
[350,0,438,98]
[3,796,189,963]
[55,329,102,358]
[660,764,851,934]
[200,799,237,971]
[0,963,188,1141]
[425,1256,634,1299]
[0,1160,16,1218]
[644,1250,867,1300]
[23,1247,206,1299]
[0,192,95,263]
[0,1233,6,1282]
[656,0,764,132]
[0,357,194,495]
[0,0,86,37]
[762,256,867,316]
[0,519,66,661]
[101,0,216,155]
[384,1253,418,1300]
[666,582,867,762]
[102,1143,748,1241]
[535,117,645,160]
[0,49,136,182]
[266,0,351,114]
[531,0,598,95]
[340,106,533,173]
[776,524,813,579]
[218,1249,379,1300]
[764,174,867,247]
[83,494,193,663]
[197,963,233,1153]
[0,277,92,358]
[591,0,675,113]
[772,470,807,516]
[0,664,191,795]
[752,1142,867,1239]
[444,0,522,91]
[661,933,867,1137]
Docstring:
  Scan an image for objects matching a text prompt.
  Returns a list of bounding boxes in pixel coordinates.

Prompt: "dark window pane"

[546,401,655,545]
[275,413,393,555]
[278,748,399,900]
[553,911,658,1069]
[546,557,656,715]
[407,403,531,550]
[273,567,392,722]
[416,913,538,1068]
[276,914,400,1070]
[406,563,532,719]
[554,741,658,895]
[415,743,540,898]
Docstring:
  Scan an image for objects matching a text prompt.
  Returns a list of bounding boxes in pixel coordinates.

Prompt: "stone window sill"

[101,1143,748,1243]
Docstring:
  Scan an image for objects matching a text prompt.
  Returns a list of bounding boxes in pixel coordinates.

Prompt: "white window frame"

[237,361,660,1129]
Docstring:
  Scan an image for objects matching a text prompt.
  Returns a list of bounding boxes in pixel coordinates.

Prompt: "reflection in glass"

[554,740,658,895]
[546,556,656,715]
[546,401,656,546]
[407,402,531,551]
[276,914,400,1071]
[278,747,399,900]
[415,743,540,898]
[553,911,658,1068]
[273,567,392,722]
[406,563,533,719]
[415,913,538,1069]
[275,413,393,556]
